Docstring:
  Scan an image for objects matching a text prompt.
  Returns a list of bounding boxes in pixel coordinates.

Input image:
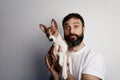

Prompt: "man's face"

[63,18,84,47]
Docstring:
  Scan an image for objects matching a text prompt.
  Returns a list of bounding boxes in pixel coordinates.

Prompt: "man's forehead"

[64,19,81,26]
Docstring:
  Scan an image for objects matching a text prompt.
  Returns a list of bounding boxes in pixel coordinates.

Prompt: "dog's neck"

[53,33,67,53]
[54,33,63,44]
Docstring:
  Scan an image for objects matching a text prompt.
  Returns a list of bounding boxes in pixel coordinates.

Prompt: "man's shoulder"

[83,45,105,80]
[84,45,103,59]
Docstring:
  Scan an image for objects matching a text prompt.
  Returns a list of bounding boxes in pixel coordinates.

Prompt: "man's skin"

[45,18,101,80]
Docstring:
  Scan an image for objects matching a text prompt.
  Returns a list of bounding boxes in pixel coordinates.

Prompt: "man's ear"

[51,19,58,29]
[83,27,85,33]
[39,24,47,33]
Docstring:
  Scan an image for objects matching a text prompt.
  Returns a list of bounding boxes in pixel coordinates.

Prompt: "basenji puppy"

[39,19,68,79]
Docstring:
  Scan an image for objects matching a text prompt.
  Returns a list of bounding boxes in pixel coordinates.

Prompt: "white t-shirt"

[68,45,105,80]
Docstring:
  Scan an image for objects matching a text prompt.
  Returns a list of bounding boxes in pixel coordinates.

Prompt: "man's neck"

[68,41,85,52]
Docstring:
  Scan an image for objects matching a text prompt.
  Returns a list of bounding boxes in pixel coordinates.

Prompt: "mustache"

[67,34,79,38]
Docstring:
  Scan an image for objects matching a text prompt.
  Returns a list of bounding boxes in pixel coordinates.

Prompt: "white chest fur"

[54,33,67,53]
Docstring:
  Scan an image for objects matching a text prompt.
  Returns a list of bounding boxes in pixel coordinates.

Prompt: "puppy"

[39,19,68,79]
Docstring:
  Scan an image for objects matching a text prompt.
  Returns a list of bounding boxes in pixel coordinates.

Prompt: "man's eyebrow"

[64,23,68,26]
[73,22,80,24]
[64,22,80,26]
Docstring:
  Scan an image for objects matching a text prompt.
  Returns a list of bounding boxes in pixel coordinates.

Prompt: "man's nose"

[70,28,75,34]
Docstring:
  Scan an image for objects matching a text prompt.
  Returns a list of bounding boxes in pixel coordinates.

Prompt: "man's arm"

[66,71,74,80]
[81,74,101,80]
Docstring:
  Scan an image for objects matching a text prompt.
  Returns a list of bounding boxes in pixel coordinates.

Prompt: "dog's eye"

[52,31,56,34]
[46,33,49,37]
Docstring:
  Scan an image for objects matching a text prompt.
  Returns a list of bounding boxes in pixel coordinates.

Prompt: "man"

[45,13,105,80]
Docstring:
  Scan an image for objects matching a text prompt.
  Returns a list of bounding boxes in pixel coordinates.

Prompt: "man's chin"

[65,34,84,48]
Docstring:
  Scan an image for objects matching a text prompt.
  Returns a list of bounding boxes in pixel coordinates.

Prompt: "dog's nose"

[49,39,53,42]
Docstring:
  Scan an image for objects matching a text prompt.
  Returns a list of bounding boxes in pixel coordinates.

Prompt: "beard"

[64,32,84,48]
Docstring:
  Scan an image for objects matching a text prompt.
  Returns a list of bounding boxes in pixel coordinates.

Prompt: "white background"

[0,0,120,80]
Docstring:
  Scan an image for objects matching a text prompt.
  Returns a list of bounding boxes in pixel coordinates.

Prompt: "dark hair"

[62,13,85,27]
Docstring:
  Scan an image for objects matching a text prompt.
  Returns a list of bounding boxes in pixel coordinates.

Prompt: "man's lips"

[69,35,77,40]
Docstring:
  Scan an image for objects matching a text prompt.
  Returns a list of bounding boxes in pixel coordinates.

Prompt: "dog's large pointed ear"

[51,19,58,29]
[39,24,47,33]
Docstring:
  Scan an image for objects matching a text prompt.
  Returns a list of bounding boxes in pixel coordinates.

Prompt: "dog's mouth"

[49,35,56,42]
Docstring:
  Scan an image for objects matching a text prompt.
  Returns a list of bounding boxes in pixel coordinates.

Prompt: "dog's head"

[39,19,58,42]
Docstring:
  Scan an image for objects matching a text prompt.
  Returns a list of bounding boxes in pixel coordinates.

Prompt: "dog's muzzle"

[49,38,53,42]
[49,35,56,42]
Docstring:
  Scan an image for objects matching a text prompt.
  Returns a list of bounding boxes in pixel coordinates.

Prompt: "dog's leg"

[57,52,64,66]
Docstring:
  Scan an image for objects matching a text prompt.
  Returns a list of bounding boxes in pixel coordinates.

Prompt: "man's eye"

[64,26,70,30]
[74,25,79,28]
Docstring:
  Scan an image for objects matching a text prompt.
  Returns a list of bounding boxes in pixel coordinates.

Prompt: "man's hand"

[45,45,75,80]
[45,45,62,80]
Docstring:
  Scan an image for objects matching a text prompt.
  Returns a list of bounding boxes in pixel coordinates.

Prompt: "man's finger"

[51,54,56,62]
[49,45,58,60]
[58,45,62,52]
[45,54,51,69]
